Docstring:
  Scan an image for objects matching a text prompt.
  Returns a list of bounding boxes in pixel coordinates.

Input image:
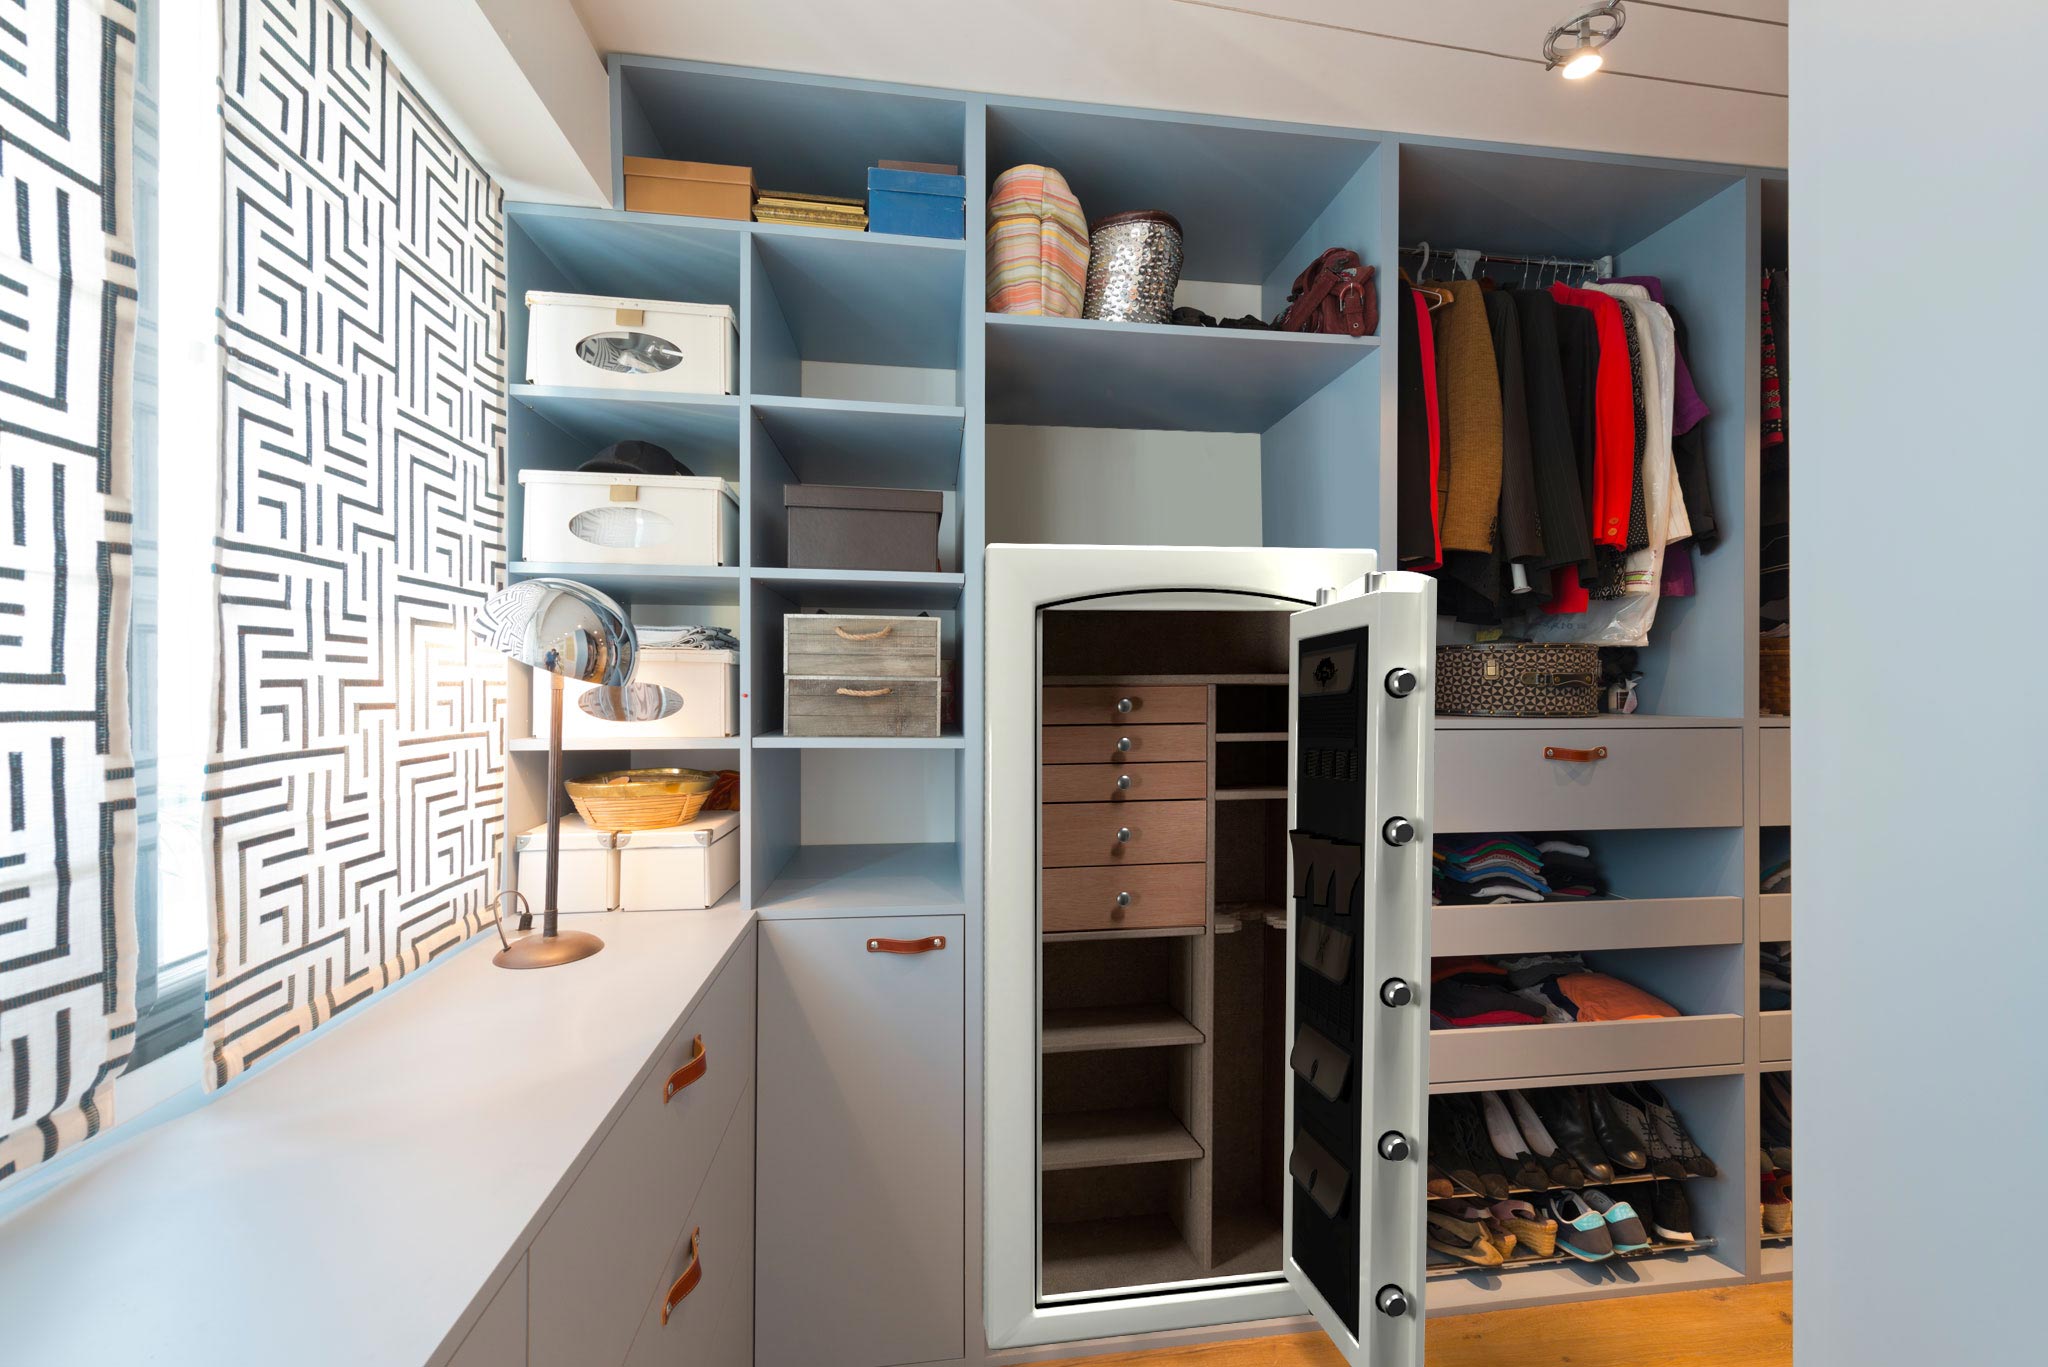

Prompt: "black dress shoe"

[1632,1080,1721,1180]
[1435,1095,1513,1198]
[1526,1087,1614,1184]
[1585,1085,1649,1171]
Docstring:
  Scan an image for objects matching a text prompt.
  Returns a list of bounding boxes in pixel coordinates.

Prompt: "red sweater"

[1550,283,1635,549]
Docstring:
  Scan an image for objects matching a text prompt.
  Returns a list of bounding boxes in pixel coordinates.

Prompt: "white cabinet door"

[1281,572,1433,1367]
[755,915,966,1367]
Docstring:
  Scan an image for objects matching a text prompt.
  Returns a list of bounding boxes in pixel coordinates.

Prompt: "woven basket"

[565,768,717,831]
[1760,635,1791,716]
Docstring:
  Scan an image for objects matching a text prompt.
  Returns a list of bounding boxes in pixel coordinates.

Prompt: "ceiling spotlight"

[1544,2,1625,79]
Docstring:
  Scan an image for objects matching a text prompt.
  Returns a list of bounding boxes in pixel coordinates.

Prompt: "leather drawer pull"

[1290,1130,1351,1219]
[836,686,893,698]
[661,1229,701,1325]
[1290,1025,1352,1102]
[664,1035,706,1102]
[867,935,947,954]
[833,623,893,641]
[1543,745,1608,763]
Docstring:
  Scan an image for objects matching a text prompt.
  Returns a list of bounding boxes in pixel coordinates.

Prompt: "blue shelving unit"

[497,51,1780,1331]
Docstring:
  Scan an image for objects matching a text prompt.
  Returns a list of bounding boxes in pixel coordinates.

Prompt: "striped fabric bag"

[986,164,1089,317]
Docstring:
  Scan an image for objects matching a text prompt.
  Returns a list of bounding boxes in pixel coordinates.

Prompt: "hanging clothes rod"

[1399,243,1612,277]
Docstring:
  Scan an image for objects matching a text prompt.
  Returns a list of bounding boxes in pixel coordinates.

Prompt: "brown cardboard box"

[622,157,756,221]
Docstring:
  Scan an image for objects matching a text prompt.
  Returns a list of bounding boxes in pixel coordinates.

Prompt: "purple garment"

[1605,275,1710,436]
[1661,540,1697,597]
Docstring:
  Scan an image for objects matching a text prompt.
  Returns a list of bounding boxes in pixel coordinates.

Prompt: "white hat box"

[515,816,618,914]
[523,291,738,395]
[615,811,741,911]
[518,469,738,567]
[533,644,740,742]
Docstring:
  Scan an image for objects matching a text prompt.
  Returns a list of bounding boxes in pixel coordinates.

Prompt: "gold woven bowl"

[564,768,718,831]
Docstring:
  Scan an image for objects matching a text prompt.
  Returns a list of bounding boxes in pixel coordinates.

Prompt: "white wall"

[1791,5,2046,1363]
[573,0,1786,167]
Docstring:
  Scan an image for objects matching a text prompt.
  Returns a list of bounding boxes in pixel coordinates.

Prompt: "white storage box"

[534,644,740,741]
[518,469,738,567]
[515,817,617,914]
[524,291,738,395]
[616,811,741,911]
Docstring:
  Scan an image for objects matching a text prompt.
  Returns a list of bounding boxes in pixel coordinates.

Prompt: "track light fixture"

[1544,2,1626,79]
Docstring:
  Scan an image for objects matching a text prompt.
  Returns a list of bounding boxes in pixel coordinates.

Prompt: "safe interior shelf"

[1426,1236,1719,1282]
[985,312,1377,432]
[1041,1005,1204,1054]
[1431,896,1745,957]
[1214,732,1287,744]
[1043,924,1207,944]
[1429,1015,1746,1086]
[1429,1168,1701,1203]
[1761,893,1791,942]
[1041,1108,1203,1171]
[1213,787,1286,802]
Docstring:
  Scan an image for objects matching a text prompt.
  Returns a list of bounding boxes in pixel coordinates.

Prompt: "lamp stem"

[545,671,564,939]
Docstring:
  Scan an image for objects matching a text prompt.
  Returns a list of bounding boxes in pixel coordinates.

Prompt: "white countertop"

[0,907,754,1367]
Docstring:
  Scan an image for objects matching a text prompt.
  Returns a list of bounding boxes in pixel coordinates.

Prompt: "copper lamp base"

[493,928,605,970]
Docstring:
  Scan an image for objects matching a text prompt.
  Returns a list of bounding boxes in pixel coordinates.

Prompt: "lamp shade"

[474,577,637,686]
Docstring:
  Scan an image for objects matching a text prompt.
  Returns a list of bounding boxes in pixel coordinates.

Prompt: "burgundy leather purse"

[1275,248,1378,337]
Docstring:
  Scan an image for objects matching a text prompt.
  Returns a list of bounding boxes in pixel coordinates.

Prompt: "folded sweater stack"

[1433,834,1607,904]
[1431,953,1681,1029]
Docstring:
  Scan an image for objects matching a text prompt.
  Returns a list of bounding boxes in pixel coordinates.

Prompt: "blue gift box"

[866,166,966,240]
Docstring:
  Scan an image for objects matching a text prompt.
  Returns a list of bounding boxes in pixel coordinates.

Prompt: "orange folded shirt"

[1552,972,1680,1022]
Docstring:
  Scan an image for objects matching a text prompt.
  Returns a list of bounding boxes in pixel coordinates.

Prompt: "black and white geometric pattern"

[0,0,140,1185]
[205,0,506,1086]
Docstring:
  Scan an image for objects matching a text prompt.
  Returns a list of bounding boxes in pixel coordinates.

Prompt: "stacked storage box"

[783,614,942,737]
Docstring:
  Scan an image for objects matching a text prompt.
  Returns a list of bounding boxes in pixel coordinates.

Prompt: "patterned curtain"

[204,0,507,1086]
[0,0,141,1184]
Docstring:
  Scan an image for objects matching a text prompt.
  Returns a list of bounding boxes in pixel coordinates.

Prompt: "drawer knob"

[663,1035,707,1102]
[661,1229,702,1325]
[1115,891,1132,908]
[1115,773,1132,791]
[1377,1130,1412,1162]
[1381,816,1416,846]
[868,935,947,954]
[1384,667,1419,698]
[1115,736,1133,753]
[1376,1285,1411,1319]
[1115,827,1133,844]
[1379,977,1414,1008]
[1116,697,1135,714]
[1543,745,1609,763]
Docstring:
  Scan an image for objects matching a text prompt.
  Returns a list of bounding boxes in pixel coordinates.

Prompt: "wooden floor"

[1022,1283,1792,1367]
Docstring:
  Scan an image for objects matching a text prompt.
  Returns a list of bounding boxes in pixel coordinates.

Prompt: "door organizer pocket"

[1289,1025,1352,1103]
[1288,831,1362,912]
[1289,1129,1351,1219]
[1297,919,1355,985]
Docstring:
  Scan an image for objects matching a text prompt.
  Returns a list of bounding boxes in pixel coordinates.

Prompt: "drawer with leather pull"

[1042,684,1207,726]
[1434,724,1742,833]
[527,935,757,1367]
[1042,800,1207,868]
[620,1085,755,1367]
[1041,863,1206,933]
[1041,723,1207,766]
[1040,761,1207,804]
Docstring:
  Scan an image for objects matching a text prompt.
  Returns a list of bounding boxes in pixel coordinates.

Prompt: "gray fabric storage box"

[784,484,943,572]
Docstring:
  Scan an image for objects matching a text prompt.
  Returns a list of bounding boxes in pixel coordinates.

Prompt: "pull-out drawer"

[784,613,940,678]
[528,934,757,1367]
[1042,863,1207,933]
[1435,725,1743,833]
[1761,1010,1792,1063]
[1042,684,1207,726]
[1041,761,1207,804]
[1042,724,1207,766]
[620,1086,756,1367]
[1760,726,1791,826]
[1430,1014,1745,1084]
[1042,800,1206,868]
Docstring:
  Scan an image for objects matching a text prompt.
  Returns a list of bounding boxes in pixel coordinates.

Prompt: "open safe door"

[1282,572,1434,1366]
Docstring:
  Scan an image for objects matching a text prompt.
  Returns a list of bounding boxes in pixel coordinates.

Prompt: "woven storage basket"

[565,768,717,831]
[1760,635,1791,715]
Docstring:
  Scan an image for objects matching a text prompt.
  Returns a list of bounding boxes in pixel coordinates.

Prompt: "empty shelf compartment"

[1042,1005,1203,1054]
[1042,1109,1202,1171]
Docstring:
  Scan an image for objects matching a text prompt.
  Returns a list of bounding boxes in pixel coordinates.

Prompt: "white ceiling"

[569,0,1786,167]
